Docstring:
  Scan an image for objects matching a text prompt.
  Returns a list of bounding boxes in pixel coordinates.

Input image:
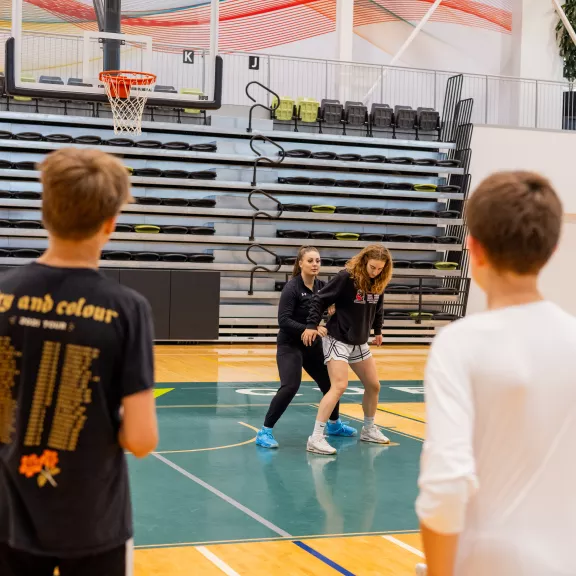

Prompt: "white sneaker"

[360,425,390,444]
[307,435,337,455]
[415,563,427,575]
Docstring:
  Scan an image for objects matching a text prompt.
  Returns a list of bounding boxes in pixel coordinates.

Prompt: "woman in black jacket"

[303,244,393,455]
[256,246,356,449]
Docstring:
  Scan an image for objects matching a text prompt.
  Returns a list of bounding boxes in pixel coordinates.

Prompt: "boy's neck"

[485,271,544,310]
[37,236,102,269]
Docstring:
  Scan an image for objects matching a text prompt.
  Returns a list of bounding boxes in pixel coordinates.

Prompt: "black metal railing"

[245,244,281,295]
[440,74,464,142]
[247,189,283,241]
[250,134,285,186]
[383,275,471,325]
[245,81,281,133]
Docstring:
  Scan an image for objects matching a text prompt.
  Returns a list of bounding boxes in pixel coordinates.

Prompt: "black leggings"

[264,342,339,428]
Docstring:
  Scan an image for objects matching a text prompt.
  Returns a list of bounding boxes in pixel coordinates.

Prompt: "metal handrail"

[249,134,285,186]
[245,81,281,133]
[245,244,282,295]
[248,189,284,241]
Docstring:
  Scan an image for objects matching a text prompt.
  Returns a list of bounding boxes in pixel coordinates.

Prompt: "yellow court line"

[308,403,404,445]
[325,404,424,442]
[156,403,314,408]
[154,422,257,454]
[378,408,426,423]
[133,529,420,549]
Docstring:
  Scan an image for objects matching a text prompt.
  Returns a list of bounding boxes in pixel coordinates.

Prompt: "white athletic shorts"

[322,335,372,364]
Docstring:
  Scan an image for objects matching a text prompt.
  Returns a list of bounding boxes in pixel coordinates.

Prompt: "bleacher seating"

[271,96,442,140]
[0,104,468,342]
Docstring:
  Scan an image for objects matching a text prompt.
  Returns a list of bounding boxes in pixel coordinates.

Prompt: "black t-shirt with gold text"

[0,263,155,557]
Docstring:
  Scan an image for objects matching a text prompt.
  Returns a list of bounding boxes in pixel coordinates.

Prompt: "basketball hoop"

[99,71,156,135]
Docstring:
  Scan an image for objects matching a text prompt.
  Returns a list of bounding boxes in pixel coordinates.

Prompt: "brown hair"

[292,245,320,277]
[467,171,562,274]
[345,244,393,294]
[40,148,131,240]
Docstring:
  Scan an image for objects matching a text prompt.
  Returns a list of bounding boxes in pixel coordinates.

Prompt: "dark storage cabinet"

[119,270,171,339]
[169,270,220,340]
[0,266,220,341]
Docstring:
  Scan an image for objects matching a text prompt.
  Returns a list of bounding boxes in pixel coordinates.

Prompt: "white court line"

[196,546,242,576]
[382,535,425,557]
[152,453,292,537]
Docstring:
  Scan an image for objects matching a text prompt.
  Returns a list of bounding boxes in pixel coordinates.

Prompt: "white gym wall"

[467,124,576,316]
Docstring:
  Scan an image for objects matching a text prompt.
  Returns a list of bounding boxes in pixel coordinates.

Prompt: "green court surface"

[129,381,424,548]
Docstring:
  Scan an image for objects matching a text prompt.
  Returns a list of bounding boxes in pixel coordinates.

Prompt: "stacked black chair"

[39,76,64,85]
[67,78,93,87]
[416,107,441,140]
[393,106,418,138]
[154,85,177,94]
[343,101,368,135]
[318,99,344,134]
[369,103,393,136]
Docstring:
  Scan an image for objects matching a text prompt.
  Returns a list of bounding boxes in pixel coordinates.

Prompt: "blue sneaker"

[256,427,279,449]
[326,420,358,437]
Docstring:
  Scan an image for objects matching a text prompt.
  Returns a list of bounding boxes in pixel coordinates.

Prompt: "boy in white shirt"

[415,171,576,576]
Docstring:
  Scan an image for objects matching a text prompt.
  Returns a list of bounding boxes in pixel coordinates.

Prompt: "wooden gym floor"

[132,345,429,575]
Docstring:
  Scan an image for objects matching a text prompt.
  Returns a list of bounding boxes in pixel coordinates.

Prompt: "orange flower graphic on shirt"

[19,454,43,478]
[19,450,60,487]
[42,450,58,469]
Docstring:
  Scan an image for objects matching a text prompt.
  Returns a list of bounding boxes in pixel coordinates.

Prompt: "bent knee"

[364,379,381,393]
[329,379,349,395]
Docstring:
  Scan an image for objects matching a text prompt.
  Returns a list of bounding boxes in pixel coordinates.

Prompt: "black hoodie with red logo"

[306,270,384,345]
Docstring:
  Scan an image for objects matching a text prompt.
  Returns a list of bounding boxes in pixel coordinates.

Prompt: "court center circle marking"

[154,421,258,454]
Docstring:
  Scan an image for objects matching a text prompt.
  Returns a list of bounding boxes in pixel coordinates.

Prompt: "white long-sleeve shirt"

[416,301,576,576]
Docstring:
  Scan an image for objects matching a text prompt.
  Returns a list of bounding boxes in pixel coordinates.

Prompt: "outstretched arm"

[303,273,347,345]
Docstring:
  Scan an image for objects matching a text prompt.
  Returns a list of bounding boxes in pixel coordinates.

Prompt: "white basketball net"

[101,74,156,135]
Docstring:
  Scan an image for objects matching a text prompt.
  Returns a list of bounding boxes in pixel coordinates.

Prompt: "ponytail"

[292,245,319,278]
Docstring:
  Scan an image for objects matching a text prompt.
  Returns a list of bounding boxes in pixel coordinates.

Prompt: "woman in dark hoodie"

[255,246,356,449]
[303,244,393,455]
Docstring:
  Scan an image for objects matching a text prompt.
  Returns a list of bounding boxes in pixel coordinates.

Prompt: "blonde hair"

[40,148,130,240]
[345,244,393,294]
[292,245,320,277]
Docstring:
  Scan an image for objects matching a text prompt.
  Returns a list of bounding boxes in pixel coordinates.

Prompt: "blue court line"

[294,541,356,576]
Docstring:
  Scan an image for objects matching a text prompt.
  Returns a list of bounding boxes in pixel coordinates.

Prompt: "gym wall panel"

[169,271,220,340]
[101,269,120,283]
[467,125,576,316]
[119,270,171,340]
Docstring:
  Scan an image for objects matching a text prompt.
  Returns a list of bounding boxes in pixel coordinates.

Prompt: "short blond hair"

[40,148,130,240]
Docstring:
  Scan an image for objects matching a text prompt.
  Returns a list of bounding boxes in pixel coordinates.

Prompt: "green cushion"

[413,184,437,192]
[134,225,161,234]
[311,205,336,214]
[434,262,459,270]
[335,232,360,240]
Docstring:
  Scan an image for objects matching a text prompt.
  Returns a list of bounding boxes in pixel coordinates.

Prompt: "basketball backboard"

[6,0,222,109]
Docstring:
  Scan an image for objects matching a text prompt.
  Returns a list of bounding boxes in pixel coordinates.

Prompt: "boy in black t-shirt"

[0,148,158,576]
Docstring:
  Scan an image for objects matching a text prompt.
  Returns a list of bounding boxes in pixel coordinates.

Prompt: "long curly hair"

[345,244,393,294]
[292,245,320,277]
